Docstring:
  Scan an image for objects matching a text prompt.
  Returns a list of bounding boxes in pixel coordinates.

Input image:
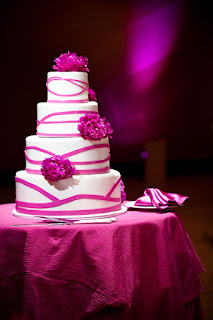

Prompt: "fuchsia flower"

[120,180,126,202]
[88,88,97,101]
[78,114,113,141]
[41,155,76,181]
[53,52,90,72]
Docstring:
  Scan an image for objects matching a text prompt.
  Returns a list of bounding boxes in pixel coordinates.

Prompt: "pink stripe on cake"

[15,204,122,216]
[106,177,121,197]
[36,133,81,137]
[16,193,120,209]
[72,155,111,165]
[37,110,98,129]
[25,166,110,175]
[46,77,89,97]
[25,144,110,168]
[62,144,110,158]
[47,99,89,103]
[15,177,59,201]
[25,146,55,156]
[25,154,111,166]
[37,120,79,125]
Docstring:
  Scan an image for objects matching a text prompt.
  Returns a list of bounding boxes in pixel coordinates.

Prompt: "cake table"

[0,203,204,320]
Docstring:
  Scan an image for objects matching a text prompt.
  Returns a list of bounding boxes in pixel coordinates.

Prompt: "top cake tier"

[35,53,113,140]
[47,71,89,103]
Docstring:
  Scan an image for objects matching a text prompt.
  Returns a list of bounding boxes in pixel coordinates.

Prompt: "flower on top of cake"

[78,114,113,141]
[53,51,90,72]
[41,155,76,182]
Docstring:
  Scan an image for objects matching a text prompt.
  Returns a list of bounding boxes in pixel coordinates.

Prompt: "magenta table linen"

[0,203,204,320]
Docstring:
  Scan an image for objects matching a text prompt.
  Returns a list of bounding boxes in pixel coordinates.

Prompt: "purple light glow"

[141,150,149,159]
[127,1,183,90]
[100,1,184,148]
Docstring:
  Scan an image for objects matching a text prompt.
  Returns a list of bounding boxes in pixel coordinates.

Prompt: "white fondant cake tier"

[47,71,88,102]
[25,135,110,175]
[37,101,98,137]
[15,169,122,217]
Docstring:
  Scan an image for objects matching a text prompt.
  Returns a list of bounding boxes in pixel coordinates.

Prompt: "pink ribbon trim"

[15,176,121,216]
[47,99,89,103]
[46,77,89,97]
[25,167,110,175]
[25,144,110,174]
[15,204,122,216]
[37,110,98,129]
[25,152,110,165]
[46,77,89,103]
[36,133,81,137]
[106,176,121,197]
[15,177,59,201]
[38,120,79,125]
[25,143,110,160]
[16,193,120,209]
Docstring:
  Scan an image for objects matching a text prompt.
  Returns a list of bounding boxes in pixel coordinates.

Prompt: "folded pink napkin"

[135,188,188,210]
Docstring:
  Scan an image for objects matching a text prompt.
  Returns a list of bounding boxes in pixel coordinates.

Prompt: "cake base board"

[12,205,127,221]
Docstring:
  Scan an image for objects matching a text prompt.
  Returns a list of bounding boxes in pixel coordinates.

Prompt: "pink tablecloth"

[0,203,204,320]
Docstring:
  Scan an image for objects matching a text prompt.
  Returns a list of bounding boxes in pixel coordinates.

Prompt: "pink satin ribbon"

[25,167,110,175]
[36,133,81,137]
[36,110,98,130]
[46,77,89,103]
[25,144,110,165]
[135,188,188,210]
[15,205,122,216]
[15,176,121,216]
[25,144,110,175]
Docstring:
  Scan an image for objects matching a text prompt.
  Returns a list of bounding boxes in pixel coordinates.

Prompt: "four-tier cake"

[14,52,126,220]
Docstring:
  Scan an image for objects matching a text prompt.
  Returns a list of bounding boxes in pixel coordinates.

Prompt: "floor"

[0,172,213,319]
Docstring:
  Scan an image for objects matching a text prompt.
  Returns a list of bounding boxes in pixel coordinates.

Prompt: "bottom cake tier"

[15,169,123,218]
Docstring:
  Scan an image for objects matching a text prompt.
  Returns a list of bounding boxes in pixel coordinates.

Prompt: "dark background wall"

[1,0,213,173]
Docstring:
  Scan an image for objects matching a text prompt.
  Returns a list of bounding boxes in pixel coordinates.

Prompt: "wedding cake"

[14,52,126,219]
